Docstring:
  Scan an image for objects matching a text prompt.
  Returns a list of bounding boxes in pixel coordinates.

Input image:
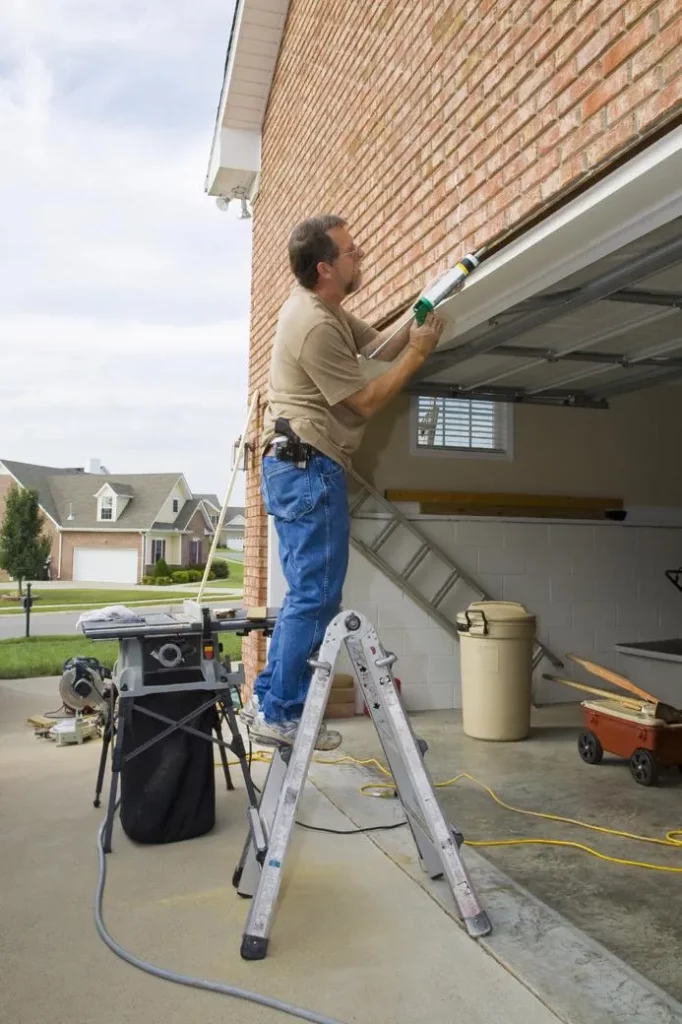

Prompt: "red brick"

[659,0,682,29]
[637,77,682,131]
[632,16,682,79]
[534,9,576,67]
[576,22,623,73]
[623,0,660,27]
[601,17,654,74]
[606,67,659,125]
[582,66,630,119]
[557,62,603,115]
[662,43,682,83]
[585,115,638,166]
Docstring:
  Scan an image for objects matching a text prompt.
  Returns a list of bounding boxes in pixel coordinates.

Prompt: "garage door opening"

[72,547,139,584]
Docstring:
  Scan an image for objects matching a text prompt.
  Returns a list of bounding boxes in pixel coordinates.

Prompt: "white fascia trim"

[205,0,290,199]
[434,124,682,345]
[205,0,247,192]
[59,527,144,533]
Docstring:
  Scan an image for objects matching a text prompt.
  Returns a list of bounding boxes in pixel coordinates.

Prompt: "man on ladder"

[241,215,445,749]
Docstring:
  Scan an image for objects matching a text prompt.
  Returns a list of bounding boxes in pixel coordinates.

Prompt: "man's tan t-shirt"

[262,284,380,469]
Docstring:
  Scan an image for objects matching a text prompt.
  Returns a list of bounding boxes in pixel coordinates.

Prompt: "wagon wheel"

[629,748,659,786]
[578,730,603,765]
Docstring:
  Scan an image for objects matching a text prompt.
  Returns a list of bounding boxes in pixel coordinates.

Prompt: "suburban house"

[206,1,682,713]
[197,494,246,550]
[0,459,218,584]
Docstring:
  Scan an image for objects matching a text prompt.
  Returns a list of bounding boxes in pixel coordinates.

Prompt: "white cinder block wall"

[341,514,682,711]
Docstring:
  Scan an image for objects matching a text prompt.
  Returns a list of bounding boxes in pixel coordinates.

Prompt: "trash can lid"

[464,600,535,623]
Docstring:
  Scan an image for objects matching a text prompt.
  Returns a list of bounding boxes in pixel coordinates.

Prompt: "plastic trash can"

[456,601,537,741]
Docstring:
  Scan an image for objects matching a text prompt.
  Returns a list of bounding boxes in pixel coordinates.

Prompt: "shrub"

[141,575,156,585]
[211,561,229,579]
[186,570,203,583]
[153,576,174,586]
[171,570,190,584]
[153,557,171,579]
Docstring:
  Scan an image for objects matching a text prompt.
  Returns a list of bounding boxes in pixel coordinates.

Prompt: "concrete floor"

[319,705,682,1016]
[0,677,565,1024]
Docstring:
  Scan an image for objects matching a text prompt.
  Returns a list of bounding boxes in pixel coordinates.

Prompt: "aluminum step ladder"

[234,609,491,960]
[347,468,562,672]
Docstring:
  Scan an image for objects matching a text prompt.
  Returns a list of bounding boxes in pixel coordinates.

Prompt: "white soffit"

[433,125,682,342]
[205,0,290,198]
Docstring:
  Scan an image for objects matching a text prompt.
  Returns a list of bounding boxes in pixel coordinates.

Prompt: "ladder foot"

[465,911,492,939]
[241,935,269,960]
[232,866,243,889]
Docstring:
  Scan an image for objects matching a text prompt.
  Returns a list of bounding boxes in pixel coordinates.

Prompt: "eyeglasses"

[338,245,364,260]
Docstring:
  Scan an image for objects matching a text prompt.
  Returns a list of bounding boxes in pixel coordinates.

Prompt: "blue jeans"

[253,452,350,724]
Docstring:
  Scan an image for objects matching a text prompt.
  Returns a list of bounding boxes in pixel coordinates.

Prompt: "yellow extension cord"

[219,750,682,874]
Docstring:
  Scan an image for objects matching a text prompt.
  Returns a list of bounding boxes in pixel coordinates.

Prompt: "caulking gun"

[368,247,485,360]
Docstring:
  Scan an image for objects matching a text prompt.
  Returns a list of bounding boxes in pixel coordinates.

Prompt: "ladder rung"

[349,487,369,515]
[370,519,399,552]
[402,544,429,581]
[432,572,459,608]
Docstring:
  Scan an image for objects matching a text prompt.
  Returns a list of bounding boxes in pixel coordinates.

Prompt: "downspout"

[58,531,63,580]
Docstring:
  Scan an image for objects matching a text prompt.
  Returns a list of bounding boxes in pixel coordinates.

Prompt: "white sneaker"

[249,710,342,751]
[249,710,297,746]
[238,693,260,727]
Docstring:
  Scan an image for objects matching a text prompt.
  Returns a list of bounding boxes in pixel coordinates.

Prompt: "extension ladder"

[233,609,492,960]
[347,468,562,672]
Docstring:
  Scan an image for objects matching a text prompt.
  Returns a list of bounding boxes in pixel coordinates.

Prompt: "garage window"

[415,396,511,456]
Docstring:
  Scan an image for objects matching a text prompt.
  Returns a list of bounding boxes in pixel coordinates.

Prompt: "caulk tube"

[412,253,480,324]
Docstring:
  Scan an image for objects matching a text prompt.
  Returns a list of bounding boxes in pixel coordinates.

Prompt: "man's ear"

[316,260,332,282]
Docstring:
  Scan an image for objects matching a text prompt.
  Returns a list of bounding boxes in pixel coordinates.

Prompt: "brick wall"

[242,0,682,688]
[0,475,59,582]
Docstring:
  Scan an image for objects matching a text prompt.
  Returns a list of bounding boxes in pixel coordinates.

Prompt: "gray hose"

[95,815,349,1024]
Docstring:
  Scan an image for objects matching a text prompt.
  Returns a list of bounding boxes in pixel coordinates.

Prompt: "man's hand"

[341,310,447,420]
[407,311,446,360]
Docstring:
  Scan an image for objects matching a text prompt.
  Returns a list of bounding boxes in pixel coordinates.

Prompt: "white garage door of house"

[73,548,138,584]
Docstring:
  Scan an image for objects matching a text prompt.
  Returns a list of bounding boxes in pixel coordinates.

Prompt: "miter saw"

[42,657,115,747]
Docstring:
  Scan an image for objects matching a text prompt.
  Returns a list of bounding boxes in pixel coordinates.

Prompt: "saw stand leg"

[235,610,491,961]
[97,691,257,855]
[94,684,117,809]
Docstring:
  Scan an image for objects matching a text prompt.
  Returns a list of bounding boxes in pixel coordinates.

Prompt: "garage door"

[72,548,138,584]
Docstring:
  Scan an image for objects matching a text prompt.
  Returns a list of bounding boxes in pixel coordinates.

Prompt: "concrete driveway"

[0,676,562,1024]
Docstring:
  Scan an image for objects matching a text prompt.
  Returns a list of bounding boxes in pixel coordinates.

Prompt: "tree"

[0,485,52,595]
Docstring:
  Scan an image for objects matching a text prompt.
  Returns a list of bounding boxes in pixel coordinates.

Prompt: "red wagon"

[578,699,682,786]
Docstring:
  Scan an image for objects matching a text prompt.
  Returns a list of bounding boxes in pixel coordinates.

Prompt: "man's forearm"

[363,313,412,361]
[345,344,426,419]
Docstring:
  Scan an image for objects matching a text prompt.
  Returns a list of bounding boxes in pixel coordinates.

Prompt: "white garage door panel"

[73,547,138,584]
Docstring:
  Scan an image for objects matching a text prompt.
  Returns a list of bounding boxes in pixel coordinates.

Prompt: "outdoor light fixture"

[215,192,251,219]
[231,434,253,471]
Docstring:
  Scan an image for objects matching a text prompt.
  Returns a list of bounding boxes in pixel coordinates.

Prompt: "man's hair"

[288,215,347,289]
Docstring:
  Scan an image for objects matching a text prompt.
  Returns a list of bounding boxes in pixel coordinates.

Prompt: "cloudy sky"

[0,0,251,504]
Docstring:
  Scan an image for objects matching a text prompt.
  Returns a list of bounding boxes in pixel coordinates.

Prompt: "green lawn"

[0,633,243,680]
[213,552,244,588]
